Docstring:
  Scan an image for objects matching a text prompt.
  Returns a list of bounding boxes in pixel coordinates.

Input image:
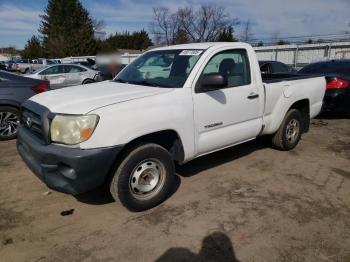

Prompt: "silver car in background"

[25,64,101,89]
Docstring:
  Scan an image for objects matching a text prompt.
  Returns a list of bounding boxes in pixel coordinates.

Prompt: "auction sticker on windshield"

[179,50,203,56]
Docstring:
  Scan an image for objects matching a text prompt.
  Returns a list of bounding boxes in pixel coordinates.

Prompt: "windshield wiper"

[116,79,173,88]
[128,80,160,87]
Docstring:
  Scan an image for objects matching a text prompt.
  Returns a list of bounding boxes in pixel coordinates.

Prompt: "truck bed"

[262,73,316,83]
[261,74,326,135]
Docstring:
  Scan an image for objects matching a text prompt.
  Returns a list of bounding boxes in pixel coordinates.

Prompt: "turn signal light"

[80,128,94,140]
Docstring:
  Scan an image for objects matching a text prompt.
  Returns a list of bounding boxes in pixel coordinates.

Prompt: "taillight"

[16,64,19,69]
[326,77,349,89]
[32,82,49,93]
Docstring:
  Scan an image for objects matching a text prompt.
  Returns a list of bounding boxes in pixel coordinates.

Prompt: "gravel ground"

[0,117,349,262]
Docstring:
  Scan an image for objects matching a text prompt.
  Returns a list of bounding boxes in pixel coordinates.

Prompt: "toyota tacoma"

[17,43,326,211]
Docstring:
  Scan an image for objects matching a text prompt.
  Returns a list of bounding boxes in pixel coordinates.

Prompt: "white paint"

[29,42,326,162]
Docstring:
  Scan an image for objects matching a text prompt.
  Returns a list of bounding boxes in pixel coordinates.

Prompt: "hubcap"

[0,111,19,137]
[129,159,165,199]
[286,118,300,144]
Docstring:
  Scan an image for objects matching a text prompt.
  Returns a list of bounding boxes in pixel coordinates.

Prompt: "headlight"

[50,115,99,145]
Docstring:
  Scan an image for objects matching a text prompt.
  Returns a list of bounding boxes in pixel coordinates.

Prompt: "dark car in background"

[0,62,6,71]
[4,60,15,71]
[0,61,15,71]
[299,60,350,114]
[259,60,297,75]
[0,71,49,140]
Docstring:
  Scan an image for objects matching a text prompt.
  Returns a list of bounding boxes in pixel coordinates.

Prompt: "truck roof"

[152,42,251,51]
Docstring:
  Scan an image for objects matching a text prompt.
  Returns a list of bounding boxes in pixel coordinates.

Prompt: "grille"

[21,108,45,142]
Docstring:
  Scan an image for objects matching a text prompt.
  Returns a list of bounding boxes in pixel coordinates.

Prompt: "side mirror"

[197,73,227,93]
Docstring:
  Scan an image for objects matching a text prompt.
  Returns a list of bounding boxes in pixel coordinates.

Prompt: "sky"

[0,0,349,49]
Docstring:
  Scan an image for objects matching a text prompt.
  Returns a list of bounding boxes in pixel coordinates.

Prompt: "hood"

[29,81,174,114]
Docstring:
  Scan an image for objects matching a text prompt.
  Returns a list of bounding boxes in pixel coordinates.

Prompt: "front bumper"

[17,127,123,195]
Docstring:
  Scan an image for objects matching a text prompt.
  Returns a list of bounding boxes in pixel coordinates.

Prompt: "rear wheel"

[0,106,20,141]
[272,109,303,151]
[110,143,175,211]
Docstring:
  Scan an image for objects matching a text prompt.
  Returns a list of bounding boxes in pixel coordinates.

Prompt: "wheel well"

[83,78,94,84]
[289,99,310,132]
[119,130,185,163]
[0,104,19,110]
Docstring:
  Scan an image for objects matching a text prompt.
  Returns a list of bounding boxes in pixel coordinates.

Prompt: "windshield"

[115,49,203,88]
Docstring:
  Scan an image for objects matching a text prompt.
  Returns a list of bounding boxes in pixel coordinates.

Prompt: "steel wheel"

[129,159,166,200]
[285,118,300,144]
[0,111,19,138]
[110,143,176,211]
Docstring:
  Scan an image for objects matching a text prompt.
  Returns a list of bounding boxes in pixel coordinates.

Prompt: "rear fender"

[262,96,309,135]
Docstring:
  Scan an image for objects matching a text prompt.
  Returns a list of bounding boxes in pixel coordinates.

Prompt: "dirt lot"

[0,117,349,262]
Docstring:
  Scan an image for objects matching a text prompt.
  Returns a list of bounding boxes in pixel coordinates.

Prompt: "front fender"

[80,88,195,160]
[0,99,21,108]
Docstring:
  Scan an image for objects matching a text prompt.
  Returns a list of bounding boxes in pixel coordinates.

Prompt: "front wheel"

[110,143,176,211]
[272,109,303,151]
[0,106,20,141]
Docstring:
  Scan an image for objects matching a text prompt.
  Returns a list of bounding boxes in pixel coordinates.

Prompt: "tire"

[0,106,20,141]
[110,143,176,212]
[82,79,94,85]
[272,109,303,151]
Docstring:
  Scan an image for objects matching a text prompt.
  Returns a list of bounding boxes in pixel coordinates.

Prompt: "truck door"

[193,49,263,155]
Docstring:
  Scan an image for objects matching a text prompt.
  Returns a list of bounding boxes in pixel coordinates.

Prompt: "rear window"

[300,62,350,75]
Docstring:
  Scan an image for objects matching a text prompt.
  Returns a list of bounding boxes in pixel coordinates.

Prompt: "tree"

[150,4,239,44]
[305,39,313,44]
[277,39,289,45]
[21,36,44,59]
[271,31,280,45]
[177,5,238,42]
[98,30,153,52]
[150,7,180,45]
[131,30,153,50]
[0,46,18,55]
[240,20,253,42]
[174,29,190,44]
[39,0,97,58]
[257,41,264,47]
[217,26,237,42]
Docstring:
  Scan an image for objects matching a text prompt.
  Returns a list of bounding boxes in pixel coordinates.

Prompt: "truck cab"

[17,42,326,211]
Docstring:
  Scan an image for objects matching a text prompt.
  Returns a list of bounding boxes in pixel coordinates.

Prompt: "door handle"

[247,93,259,99]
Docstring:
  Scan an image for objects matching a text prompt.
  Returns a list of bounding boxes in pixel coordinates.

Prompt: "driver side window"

[202,49,251,88]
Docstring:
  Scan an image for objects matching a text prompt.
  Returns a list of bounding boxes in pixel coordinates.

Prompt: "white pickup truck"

[17,42,326,211]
